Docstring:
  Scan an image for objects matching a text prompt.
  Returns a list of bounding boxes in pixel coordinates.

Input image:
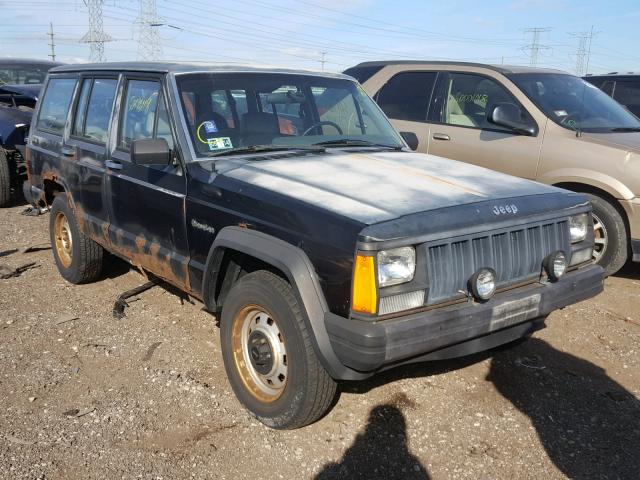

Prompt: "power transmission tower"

[47,22,56,62]
[137,0,163,61]
[522,27,551,66]
[80,0,112,62]
[570,26,598,76]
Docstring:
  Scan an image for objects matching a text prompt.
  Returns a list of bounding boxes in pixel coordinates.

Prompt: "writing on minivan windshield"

[176,72,403,157]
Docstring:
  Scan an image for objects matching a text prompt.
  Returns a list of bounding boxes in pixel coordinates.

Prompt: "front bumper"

[325,264,603,374]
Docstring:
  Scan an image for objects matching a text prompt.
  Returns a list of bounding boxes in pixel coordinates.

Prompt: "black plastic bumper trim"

[631,239,640,263]
[325,264,603,374]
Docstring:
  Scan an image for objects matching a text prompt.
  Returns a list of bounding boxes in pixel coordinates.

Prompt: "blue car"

[0,59,61,206]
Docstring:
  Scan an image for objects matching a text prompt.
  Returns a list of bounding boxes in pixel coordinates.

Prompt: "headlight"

[377,247,416,287]
[569,213,588,243]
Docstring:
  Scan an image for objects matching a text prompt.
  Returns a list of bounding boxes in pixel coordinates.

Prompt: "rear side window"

[72,78,118,144]
[36,78,77,134]
[376,72,436,122]
[613,81,640,117]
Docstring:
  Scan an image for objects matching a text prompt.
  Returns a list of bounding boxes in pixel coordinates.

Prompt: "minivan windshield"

[509,73,640,133]
[175,72,404,157]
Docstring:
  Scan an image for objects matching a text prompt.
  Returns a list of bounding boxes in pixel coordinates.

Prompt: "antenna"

[137,0,163,61]
[522,27,551,66]
[80,0,112,62]
[47,22,56,62]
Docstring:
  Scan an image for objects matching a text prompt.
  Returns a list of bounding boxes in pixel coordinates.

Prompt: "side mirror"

[131,138,171,166]
[489,104,537,136]
[399,131,419,151]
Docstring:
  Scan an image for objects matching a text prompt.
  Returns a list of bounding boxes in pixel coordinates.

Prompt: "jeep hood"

[223,150,563,224]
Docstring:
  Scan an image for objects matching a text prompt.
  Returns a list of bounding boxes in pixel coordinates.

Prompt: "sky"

[1,0,639,75]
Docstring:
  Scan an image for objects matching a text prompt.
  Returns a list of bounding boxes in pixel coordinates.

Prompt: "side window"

[600,80,615,97]
[72,78,117,144]
[36,78,77,134]
[443,73,519,131]
[119,79,160,150]
[613,81,640,117]
[119,79,175,152]
[376,72,436,122]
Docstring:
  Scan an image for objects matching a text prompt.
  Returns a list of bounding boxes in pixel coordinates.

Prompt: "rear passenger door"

[65,76,118,240]
[105,74,190,290]
[374,71,437,153]
[427,72,542,179]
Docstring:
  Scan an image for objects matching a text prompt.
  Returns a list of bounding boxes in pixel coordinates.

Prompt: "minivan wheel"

[586,193,627,276]
[0,149,11,207]
[220,270,337,429]
[49,194,104,284]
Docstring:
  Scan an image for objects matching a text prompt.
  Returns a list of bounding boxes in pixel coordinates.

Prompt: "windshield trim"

[507,72,640,134]
[169,72,406,162]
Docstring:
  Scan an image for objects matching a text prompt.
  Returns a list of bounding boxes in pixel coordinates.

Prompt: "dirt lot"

[1,201,639,480]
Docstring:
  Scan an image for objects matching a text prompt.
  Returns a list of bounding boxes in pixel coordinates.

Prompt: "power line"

[522,27,552,66]
[47,22,56,61]
[80,0,112,62]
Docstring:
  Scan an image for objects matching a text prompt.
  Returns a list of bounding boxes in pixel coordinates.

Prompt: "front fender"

[202,226,367,380]
[538,168,635,200]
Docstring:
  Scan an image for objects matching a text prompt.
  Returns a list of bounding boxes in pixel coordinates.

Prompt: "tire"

[49,193,104,284]
[586,193,628,276]
[220,270,337,429]
[0,149,11,207]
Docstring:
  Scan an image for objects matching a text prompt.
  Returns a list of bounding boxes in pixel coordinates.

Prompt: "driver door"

[427,72,542,180]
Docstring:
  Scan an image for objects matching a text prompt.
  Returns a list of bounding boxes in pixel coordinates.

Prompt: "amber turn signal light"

[352,254,377,314]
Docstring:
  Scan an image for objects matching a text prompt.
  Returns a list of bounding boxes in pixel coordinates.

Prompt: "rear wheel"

[0,149,11,207]
[49,194,104,284]
[220,270,337,429]
[586,193,627,276]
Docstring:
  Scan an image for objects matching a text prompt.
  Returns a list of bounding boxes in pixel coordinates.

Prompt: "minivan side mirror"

[489,104,537,136]
[131,138,171,166]
[399,131,419,150]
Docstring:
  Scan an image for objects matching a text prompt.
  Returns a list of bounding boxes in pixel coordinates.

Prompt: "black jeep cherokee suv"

[26,62,603,429]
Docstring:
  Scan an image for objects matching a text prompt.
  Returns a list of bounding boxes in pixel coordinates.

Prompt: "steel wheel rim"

[592,213,608,261]
[231,305,288,403]
[54,212,73,268]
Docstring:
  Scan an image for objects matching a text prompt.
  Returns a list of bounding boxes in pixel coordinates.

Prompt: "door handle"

[61,146,76,157]
[105,160,123,171]
[432,133,451,141]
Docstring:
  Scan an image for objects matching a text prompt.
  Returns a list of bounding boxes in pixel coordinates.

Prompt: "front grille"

[426,220,570,304]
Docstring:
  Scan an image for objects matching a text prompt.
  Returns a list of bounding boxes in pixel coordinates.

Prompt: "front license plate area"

[489,293,541,331]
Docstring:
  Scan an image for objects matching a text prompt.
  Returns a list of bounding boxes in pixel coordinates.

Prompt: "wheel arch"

[202,226,363,380]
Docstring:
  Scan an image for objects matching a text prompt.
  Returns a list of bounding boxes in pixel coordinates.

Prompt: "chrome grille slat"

[426,220,569,304]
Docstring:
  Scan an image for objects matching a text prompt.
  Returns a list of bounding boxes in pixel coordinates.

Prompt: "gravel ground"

[1,202,639,480]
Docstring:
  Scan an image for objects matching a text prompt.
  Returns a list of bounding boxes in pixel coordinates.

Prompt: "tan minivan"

[346,61,640,275]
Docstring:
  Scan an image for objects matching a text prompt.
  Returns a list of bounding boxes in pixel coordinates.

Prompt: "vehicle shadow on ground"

[337,337,640,478]
[488,338,640,478]
[315,404,430,479]
[613,261,640,280]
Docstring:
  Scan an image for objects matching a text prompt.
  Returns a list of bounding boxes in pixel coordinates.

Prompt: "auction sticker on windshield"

[207,137,233,150]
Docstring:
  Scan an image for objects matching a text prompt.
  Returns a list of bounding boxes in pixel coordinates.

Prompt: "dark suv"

[26,62,603,429]
[584,72,640,117]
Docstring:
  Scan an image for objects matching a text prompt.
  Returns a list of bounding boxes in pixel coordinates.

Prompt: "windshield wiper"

[610,127,640,132]
[209,144,326,157]
[311,139,403,150]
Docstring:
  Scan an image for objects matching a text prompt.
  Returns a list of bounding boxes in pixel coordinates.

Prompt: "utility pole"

[320,51,327,71]
[80,0,112,62]
[137,0,163,61]
[570,26,598,76]
[522,27,551,66]
[47,22,56,62]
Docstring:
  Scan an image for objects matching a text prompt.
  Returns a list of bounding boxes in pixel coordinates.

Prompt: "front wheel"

[586,193,628,276]
[220,270,337,429]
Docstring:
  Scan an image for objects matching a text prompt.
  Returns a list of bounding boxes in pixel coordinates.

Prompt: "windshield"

[175,72,404,157]
[0,63,52,85]
[509,73,640,133]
